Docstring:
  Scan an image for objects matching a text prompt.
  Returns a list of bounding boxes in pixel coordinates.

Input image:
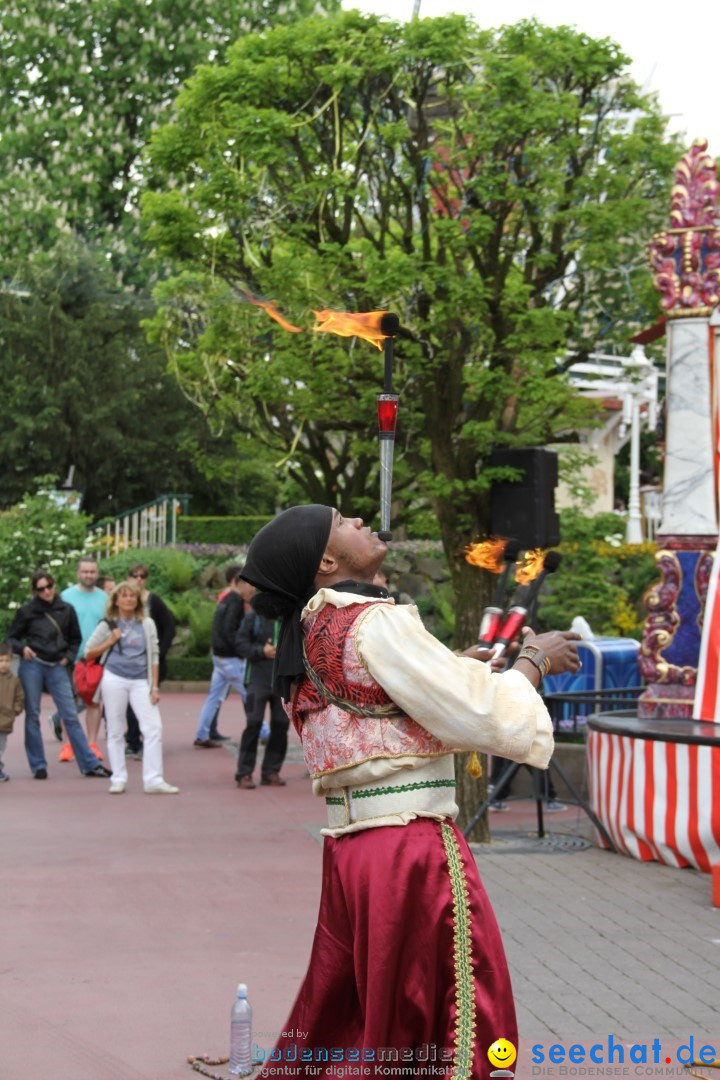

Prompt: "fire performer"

[241,505,580,1078]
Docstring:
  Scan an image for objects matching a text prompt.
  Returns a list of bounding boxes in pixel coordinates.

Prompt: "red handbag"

[74,658,104,705]
[74,620,118,705]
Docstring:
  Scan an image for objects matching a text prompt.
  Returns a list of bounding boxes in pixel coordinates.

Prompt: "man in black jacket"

[193,569,251,747]
[234,598,288,789]
[7,570,111,779]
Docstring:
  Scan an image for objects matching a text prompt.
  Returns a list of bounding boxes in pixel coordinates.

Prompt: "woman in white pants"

[84,580,179,795]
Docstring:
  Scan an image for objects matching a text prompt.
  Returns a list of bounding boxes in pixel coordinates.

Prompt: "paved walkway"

[2,693,719,1079]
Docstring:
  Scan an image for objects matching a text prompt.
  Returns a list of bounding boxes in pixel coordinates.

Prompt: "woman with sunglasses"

[7,570,112,779]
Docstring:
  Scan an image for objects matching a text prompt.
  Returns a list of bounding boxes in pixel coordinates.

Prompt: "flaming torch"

[465,537,521,645]
[312,308,400,541]
[491,550,562,658]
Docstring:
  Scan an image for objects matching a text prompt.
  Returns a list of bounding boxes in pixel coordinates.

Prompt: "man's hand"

[460,645,507,673]
[22,646,36,660]
[59,658,68,666]
[263,641,277,660]
[521,627,582,675]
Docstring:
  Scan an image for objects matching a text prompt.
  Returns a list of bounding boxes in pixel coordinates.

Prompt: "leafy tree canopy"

[0,0,339,282]
[143,12,678,642]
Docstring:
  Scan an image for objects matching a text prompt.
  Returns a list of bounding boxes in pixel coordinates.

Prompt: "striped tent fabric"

[587,729,720,872]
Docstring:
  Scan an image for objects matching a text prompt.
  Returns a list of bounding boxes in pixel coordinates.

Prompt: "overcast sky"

[342,0,720,172]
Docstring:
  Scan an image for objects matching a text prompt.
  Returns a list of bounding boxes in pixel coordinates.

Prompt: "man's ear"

[315,549,339,579]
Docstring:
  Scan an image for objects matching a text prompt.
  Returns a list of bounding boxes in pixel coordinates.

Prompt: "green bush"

[165,656,213,681]
[537,510,658,639]
[0,479,92,638]
[187,601,216,656]
[177,516,272,545]
[96,548,201,600]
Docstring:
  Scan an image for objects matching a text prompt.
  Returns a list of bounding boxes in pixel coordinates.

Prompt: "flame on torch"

[464,538,507,574]
[514,549,547,585]
[239,287,302,333]
[312,309,393,351]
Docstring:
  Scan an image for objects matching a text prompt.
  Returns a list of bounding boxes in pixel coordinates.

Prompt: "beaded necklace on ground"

[187,1054,261,1079]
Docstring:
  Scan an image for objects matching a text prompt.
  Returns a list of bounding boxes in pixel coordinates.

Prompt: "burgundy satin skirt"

[265,818,517,1079]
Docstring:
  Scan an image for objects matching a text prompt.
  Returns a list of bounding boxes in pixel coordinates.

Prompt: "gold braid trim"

[440,822,476,1080]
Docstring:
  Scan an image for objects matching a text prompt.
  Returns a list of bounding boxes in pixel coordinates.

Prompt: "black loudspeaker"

[490,448,560,549]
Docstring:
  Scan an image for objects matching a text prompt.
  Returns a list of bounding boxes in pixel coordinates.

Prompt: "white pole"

[626,393,643,543]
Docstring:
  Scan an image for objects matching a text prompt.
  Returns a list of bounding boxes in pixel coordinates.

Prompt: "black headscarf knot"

[241,505,334,700]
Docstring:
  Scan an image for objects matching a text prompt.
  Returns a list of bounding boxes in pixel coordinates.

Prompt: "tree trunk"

[449,551,495,843]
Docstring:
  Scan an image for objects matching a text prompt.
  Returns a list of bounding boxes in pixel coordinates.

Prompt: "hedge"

[165,656,213,681]
[176,516,272,545]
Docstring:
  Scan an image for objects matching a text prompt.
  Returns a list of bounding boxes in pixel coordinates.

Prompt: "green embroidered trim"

[351,779,456,800]
[325,797,344,805]
[440,822,476,1080]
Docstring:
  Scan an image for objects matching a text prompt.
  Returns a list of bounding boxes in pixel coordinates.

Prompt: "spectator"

[97,576,116,595]
[56,556,108,763]
[7,571,111,779]
[124,563,176,759]
[85,580,178,794]
[194,569,252,747]
[235,598,287,789]
[208,564,254,742]
[0,641,24,782]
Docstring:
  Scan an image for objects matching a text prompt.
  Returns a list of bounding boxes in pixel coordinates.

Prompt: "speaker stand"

[462,757,616,852]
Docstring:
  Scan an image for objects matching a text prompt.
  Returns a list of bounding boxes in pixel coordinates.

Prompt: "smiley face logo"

[488,1039,517,1071]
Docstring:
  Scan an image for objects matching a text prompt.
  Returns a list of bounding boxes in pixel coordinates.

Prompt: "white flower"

[7,601,18,609]
[49,559,63,566]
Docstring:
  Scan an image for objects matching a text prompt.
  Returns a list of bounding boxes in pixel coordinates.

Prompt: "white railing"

[89,494,191,558]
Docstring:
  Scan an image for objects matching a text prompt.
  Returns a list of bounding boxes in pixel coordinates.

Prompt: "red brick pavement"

[0,691,585,1079]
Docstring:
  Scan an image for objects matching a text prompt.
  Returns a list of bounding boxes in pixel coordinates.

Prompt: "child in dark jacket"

[0,641,25,781]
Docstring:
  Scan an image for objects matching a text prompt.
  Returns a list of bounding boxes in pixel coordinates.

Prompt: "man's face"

[236,580,256,601]
[77,561,99,589]
[0,654,12,674]
[324,511,387,576]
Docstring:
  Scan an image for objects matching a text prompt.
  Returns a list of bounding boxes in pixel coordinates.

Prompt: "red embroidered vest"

[291,601,449,778]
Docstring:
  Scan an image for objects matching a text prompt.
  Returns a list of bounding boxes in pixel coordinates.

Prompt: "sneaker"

[0,771,9,782]
[58,742,74,763]
[108,781,126,794]
[125,746,143,760]
[34,768,48,779]
[49,713,63,741]
[89,742,103,761]
[144,781,180,794]
[489,800,509,812]
[545,801,567,812]
[85,764,112,778]
[193,738,223,748]
[236,775,256,790]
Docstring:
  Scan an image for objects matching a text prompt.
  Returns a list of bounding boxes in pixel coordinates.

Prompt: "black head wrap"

[241,505,334,700]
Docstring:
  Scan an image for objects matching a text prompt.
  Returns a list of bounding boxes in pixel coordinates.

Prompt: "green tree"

[142,13,678,833]
[144,12,677,638]
[0,0,339,282]
[0,240,272,517]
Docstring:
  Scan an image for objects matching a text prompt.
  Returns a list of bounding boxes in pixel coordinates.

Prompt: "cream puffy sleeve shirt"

[305,590,554,833]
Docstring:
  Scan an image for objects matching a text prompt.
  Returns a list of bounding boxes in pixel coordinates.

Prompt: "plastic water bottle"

[228,983,253,1076]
